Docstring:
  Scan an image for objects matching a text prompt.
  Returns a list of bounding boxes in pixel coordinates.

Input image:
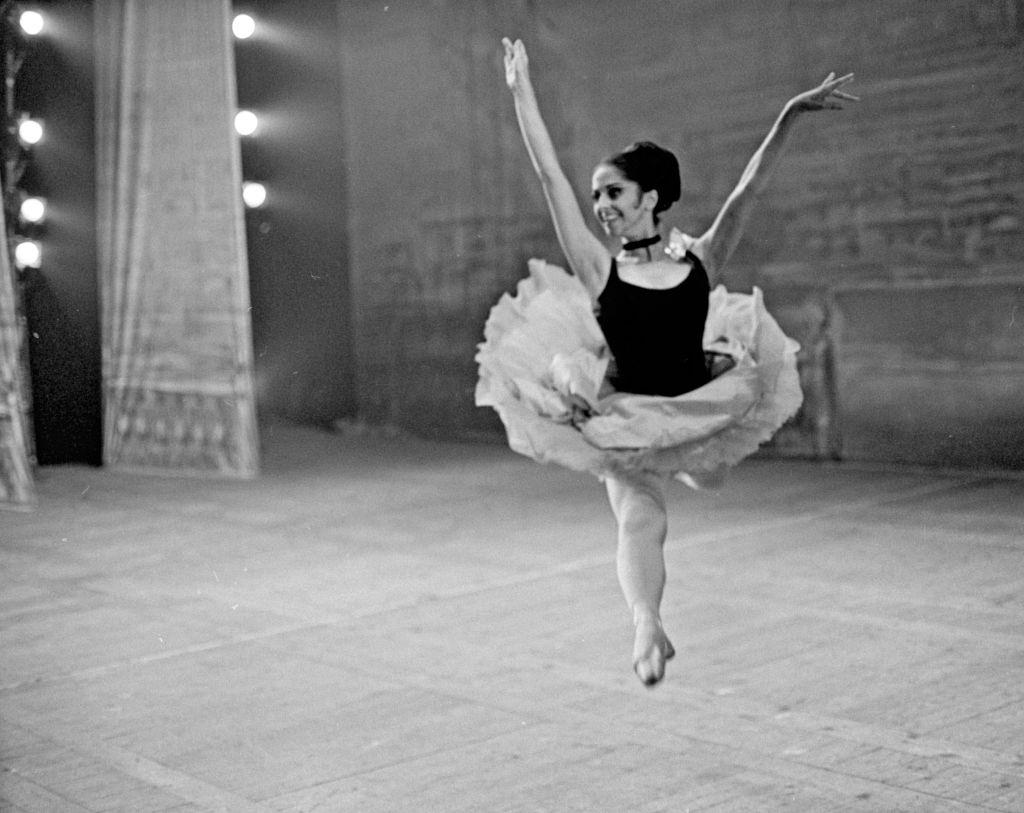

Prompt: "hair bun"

[606,141,681,220]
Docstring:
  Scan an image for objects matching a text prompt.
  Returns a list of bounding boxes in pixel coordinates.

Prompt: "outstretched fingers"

[502,37,526,58]
[503,37,522,89]
[794,71,859,111]
[501,37,530,89]
[824,72,860,102]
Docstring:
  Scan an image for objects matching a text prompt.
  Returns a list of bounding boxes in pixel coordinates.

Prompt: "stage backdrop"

[94,0,258,476]
[0,206,36,509]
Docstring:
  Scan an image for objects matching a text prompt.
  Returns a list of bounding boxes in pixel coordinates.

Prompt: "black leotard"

[595,251,711,397]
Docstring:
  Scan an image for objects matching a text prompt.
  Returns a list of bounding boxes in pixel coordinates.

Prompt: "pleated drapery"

[94,0,258,476]
[0,203,36,509]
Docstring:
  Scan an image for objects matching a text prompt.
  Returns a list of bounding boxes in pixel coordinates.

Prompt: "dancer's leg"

[605,470,675,686]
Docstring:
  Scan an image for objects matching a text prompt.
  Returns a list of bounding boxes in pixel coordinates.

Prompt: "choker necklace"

[622,234,662,252]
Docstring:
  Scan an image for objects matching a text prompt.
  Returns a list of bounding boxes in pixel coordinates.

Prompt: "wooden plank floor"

[2,423,1023,812]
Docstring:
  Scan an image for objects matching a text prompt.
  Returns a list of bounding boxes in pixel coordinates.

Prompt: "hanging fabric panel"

[0,203,36,509]
[94,0,258,476]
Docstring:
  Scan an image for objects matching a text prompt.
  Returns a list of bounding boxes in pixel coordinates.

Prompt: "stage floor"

[2,423,1023,811]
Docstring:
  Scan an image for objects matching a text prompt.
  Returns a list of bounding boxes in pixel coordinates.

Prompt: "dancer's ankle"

[632,604,661,627]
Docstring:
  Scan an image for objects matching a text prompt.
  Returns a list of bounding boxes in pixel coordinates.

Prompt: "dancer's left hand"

[787,72,859,112]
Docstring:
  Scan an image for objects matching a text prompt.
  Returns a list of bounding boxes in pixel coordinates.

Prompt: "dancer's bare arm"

[503,38,610,299]
[691,73,858,284]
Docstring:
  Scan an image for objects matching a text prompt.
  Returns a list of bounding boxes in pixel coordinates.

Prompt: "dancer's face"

[591,164,655,239]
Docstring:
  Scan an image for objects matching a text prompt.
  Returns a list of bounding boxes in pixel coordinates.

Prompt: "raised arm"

[503,38,610,298]
[691,72,858,283]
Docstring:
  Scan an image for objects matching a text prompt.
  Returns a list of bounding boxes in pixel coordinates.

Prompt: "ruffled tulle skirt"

[475,259,803,483]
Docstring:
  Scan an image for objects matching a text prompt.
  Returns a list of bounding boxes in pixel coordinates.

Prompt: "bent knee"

[607,477,668,540]
[619,500,667,540]
[607,472,667,515]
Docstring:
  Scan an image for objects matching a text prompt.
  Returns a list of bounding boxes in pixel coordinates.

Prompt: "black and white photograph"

[1,1,1022,810]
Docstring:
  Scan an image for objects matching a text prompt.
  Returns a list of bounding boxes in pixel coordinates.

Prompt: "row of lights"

[232,13,266,209]
[8,8,266,277]
[7,8,47,270]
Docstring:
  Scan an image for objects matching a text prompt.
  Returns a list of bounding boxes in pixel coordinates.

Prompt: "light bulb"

[15,241,42,269]
[242,182,267,208]
[233,14,255,39]
[234,110,258,136]
[20,197,46,224]
[19,118,43,146]
[19,11,44,36]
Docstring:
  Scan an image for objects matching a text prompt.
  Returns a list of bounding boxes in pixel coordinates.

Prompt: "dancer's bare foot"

[632,613,675,686]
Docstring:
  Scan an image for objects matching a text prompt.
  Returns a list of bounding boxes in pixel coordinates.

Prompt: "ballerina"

[478,37,857,686]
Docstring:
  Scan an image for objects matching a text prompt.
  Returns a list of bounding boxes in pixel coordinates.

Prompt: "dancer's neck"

[620,233,662,262]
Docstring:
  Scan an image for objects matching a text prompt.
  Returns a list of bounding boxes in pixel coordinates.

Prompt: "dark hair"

[604,141,681,223]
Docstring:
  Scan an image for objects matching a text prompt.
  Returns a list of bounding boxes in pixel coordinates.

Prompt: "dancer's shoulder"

[664,229,699,262]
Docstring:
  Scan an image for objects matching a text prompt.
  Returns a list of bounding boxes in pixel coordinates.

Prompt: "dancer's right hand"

[502,37,530,92]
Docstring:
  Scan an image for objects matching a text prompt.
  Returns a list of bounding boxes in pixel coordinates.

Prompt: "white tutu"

[475,246,803,483]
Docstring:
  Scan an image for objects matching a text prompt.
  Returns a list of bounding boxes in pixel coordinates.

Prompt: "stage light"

[234,110,258,136]
[20,196,46,224]
[14,240,41,270]
[18,117,43,146]
[233,14,255,39]
[19,10,44,36]
[242,182,266,208]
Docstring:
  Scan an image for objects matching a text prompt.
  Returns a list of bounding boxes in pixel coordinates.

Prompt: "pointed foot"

[632,615,675,687]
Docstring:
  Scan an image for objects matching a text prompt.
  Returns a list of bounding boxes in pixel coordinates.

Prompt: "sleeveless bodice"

[595,252,711,397]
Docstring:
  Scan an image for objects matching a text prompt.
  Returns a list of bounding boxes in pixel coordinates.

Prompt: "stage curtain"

[0,204,36,509]
[94,0,258,476]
